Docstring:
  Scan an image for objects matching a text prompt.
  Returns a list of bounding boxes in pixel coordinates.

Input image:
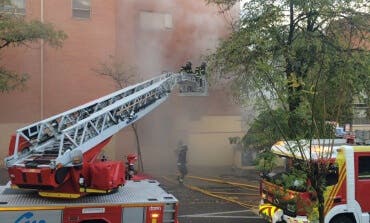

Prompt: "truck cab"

[259,139,370,223]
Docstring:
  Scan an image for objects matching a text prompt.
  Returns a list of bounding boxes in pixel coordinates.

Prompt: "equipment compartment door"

[122,207,145,223]
[63,206,122,223]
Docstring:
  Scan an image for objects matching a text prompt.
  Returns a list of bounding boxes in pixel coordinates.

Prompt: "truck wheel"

[330,214,355,223]
[55,167,69,184]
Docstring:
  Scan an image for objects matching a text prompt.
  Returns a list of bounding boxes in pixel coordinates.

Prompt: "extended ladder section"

[5,72,206,169]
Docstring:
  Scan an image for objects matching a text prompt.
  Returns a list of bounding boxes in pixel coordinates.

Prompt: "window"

[72,0,91,19]
[139,11,173,30]
[0,0,25,15]
[358,156,370,179]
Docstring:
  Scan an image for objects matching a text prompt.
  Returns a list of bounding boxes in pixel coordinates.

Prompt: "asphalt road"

[159,174,266,223]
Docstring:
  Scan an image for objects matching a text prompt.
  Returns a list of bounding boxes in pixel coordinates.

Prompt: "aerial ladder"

[4,70,206,198]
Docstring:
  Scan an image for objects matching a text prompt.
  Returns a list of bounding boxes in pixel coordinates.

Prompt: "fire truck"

[1,69,206,222]
[259,139,370,223]
[0,180,177,223]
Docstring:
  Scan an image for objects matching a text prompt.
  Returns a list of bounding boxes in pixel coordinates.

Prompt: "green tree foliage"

[0,0,67,92]
[208,0,370,132]
[207,0,370,222]
[243,108,288,151]
[255,149,278,173]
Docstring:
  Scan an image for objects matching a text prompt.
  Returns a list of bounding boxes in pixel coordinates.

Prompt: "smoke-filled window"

[72,0,91,19]
[139,11,173,30]
[0,0,25,15]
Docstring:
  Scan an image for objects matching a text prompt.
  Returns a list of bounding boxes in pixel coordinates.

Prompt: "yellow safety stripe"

[79,188,112,194]
[38,191,81,199]
[39,187,114,198]
[259,203,280,218]
[353,146,370,152]
[324,152,346,215]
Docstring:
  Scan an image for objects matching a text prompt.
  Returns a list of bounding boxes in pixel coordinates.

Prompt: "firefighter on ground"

[199,62,206,76]
[194,62,206,88]
[176,140,188,183]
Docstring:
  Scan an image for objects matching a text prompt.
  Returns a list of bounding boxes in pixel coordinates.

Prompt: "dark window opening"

[359,156,370,179]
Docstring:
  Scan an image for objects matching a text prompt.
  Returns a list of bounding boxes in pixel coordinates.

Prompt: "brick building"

[0,0,243,173]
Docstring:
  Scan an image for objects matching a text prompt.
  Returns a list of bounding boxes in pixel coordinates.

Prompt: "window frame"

[139,11,173,31]
[0,0,26,15]
[72,0,91,20]
[358,156,370,180]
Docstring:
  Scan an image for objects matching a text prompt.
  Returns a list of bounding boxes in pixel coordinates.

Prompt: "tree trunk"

[131,123,144,172]
[317,188,325,223]
[310,163,326,223]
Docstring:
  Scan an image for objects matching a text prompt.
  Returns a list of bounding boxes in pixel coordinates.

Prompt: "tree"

[0,0,67,92]
[243,108,288,152]
[93,56,144,172]
[206,0,370,222]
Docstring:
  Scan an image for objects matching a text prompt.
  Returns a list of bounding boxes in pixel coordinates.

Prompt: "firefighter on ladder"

[176,140,188,183]
[180,61,193,73]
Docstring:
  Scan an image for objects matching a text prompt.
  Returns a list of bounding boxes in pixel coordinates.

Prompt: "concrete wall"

[353,124,370,131]
[187,116,244,166]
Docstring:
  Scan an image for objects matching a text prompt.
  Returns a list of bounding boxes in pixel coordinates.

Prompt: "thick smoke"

[114,0,239,175]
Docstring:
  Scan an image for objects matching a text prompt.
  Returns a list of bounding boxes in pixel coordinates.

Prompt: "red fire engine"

[0,69,206,222]
[0,180,178,223]
[259,139,370,223]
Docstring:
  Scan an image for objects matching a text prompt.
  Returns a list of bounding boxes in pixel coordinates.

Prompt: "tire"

[329,214,355,223]
[55,167,69,184]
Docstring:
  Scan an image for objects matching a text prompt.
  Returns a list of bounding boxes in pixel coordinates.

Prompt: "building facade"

[0,0,243,173]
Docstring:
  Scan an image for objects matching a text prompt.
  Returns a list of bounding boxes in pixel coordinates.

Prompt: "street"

[158,168,266,223]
